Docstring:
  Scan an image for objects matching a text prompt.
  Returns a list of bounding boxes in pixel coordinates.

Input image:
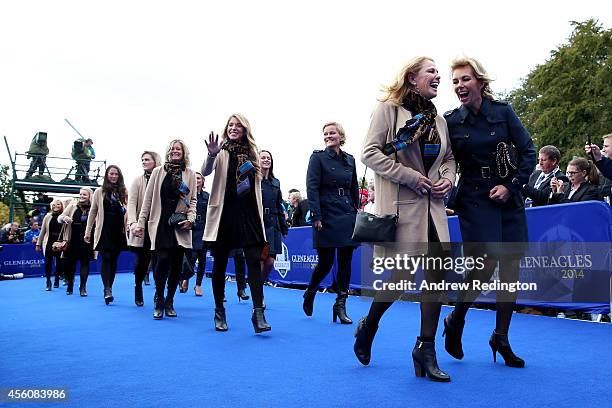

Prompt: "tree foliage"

[507,19,611,166]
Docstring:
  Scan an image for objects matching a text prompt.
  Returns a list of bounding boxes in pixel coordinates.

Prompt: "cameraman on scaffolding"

[25,132,49,179]
[72,137,95,183]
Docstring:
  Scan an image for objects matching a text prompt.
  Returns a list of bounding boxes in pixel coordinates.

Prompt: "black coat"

[261,176,288,255]
[306,147,359,248]
[192,190,209,251]
[549,181,602,204]
[445,98,536,243]
[522,169,568,207]
[291,199,310,227]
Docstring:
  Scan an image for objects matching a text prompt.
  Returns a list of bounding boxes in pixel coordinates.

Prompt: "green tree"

[507,19,611,166]
[0,164,14,206]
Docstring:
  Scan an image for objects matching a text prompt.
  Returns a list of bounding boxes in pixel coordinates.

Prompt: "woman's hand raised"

[205,132,221,157]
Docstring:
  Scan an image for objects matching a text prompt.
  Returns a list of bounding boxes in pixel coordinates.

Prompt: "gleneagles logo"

[274,242,291,278]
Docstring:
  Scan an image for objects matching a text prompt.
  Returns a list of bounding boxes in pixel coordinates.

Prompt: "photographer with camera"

[25,132,49,179]
[0,222,23,244]
[72,138,95,183]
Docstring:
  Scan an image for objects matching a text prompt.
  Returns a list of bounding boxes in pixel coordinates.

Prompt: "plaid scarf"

[401,89,440,144]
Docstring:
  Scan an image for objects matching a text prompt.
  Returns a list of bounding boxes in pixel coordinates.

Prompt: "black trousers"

[64,253,90,289]
[232,251,248,291]
[132,247,152,287]
[308,246,354,293]
[100,250,121,290]
[154,247,184,303]
[44,250,63,283]
[211,246,263,309]
[26,156,46,177]
[189,249,207,286]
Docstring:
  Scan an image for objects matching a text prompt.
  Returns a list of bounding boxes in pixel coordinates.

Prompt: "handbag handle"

[359,106,400,220]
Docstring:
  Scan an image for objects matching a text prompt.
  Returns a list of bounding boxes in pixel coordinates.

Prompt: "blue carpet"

[0,274,610,408]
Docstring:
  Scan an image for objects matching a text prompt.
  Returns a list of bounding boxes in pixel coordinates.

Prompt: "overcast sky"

[1,0,610,197]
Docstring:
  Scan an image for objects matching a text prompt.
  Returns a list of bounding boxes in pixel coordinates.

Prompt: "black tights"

[44,250,63,283]
[308,247,354,292]
[100,250,121,290]
[212,246,264,309]
[65,255,90,289]
[154,247,184,302]
[232,251,248,291]
[133,248,152,287]
[452,256,520,335]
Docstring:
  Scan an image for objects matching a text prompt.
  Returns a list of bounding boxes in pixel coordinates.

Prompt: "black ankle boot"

[143,273,150,286]
[104,287,113,305]
[332,292,352,324]
[53,278,60,288]
[46,280,52,291]
[79,285,87,297]
[251,307,271,333]
[153,294,164,320]
[412,338,451,382]
[66,281,74,295]
[443,312,465,360]
[164,298,177,317]
[353,317,378,365]
[303,288,316,316]
[214,307,228,331]
[489,331,525,368]
[237,288,250,301]
[135,285,144,307]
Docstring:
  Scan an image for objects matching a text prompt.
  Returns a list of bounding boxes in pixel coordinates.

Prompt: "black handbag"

[168,212,188,228]
[352,106,400,243]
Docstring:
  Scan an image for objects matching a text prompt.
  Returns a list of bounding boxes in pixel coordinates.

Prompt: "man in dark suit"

[521,145,568,206]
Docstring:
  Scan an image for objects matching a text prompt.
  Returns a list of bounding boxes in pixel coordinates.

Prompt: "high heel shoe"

[489,331,525,368]
[153,294,164,320]
[104,288,113,305]
[135,285,144,307]
[164,299,177,317]
[179,280,188,293]
[79,285,88,297]
[194,285,203,297]
[442,312,465,360]
[143,272,150,286]
[214,307,228,331]
[251,307,271,333]
[302,288,316,316]
[353,317,378,365]
[237,288,250,301]
[332,292,352,324]
[411,338,451,382]
[46,280,52,291]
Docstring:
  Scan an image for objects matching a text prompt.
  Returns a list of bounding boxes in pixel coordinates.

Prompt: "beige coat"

[137,166,197,251]
[85,188,128,250]
[361,101,457,257]
[127,175,149,247]
[201,150,266,242]
[36,212,56,256]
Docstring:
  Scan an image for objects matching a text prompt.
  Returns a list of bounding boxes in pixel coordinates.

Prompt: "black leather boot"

[53,276,60,288]
[214,307,228,331]
[164,298,177,317]
[46,279,52,291]
[251,307,271,333]
[411,338,451,382]
[489,331,525,368]
[153,294,164,320]
[135,285,144,307]
[79,284,87,297]
[237,288,250,301]
[332,292,352,324]
[443,312,465,360]
[66,280,74,295]
[143,272,150,285]
[103,287,113,305]
[302,288,316,316]
[353,317,378,365]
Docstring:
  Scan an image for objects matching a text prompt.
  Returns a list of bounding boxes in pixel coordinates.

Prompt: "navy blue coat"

[261,176,288,255]
[306,147,359,248]
[192,190,209,251]
[445,98,536,242]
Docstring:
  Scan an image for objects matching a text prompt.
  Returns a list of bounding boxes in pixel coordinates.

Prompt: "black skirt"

[155,173,180,250]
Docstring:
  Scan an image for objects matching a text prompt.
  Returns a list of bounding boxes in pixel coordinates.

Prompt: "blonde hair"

[141,151,162,167]
[322,121,346,146]
[450,56,495,100]
[51,199,64,212]
[380,56,435,105]
[79,187,93,204]
[221,113,260,172]
[165,139,191,167]
[602,134,612,142]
